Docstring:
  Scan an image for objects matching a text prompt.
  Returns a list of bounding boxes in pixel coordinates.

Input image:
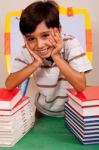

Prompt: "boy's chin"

[40,53,51,59]
[38,49,53,59]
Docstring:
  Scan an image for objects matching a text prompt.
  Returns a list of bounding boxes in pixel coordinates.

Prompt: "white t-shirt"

[11,35,93,116]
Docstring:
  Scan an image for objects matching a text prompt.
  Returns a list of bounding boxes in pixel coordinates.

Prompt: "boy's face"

[24,21,60,59]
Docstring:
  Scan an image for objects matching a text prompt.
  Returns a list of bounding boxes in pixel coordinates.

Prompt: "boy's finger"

[49,29,58,43]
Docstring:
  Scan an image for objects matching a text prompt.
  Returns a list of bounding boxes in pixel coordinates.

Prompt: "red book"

[66,86,99,107]
[0,96,29,116]
[0,88,22,109]
[66,86,99,116]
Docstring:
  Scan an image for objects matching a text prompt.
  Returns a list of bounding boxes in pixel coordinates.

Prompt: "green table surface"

[0,115,99,150]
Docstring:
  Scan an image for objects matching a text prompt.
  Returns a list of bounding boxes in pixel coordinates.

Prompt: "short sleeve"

[11,47,34,73]
[64,36,93,72]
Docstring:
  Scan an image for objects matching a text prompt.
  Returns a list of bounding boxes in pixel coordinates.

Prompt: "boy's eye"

[27,37,35,41]
[42,34,50,38]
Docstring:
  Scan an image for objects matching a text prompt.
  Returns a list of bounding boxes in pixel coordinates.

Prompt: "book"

[67,97,99,116]
[0,97,35,147]
[65,104,99,145]
[65,86,99,144]
[65,108,99,131]
[65,103,99,125]
[66,86,99,107]
[66,120,99,145]
[0,88,22,109]
[66,116,99,136]
[0,96,29,115]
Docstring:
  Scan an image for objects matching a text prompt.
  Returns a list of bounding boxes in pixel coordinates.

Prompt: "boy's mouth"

[37,47,53,56]
[39,49,50,56]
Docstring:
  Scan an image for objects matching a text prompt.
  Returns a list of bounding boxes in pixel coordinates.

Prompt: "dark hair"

[19,0,60,35]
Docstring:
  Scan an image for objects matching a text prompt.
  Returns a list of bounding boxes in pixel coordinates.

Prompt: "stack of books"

[0,88,35,147]
[64,86,99,144]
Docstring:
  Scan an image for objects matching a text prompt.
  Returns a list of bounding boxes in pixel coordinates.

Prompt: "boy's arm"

[5,51,43,91]
[52,55,86,92]
[50,28,86,92]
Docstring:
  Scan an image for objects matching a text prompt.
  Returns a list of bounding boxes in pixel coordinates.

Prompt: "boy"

[5,0,92,116]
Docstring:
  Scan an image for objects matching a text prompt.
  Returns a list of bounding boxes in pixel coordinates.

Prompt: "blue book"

[65,103,99,144]
[66,121,99,144]
[65,102,99,124]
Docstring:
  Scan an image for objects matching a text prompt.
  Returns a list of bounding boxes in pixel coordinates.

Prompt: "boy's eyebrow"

[41,31,51,34]
[25,31,51,37]
[25,34,34,38]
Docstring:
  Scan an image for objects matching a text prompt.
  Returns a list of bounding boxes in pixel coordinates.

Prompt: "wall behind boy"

[0,0,99,88]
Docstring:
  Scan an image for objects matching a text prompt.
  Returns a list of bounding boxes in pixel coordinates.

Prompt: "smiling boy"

[5,0,92,116]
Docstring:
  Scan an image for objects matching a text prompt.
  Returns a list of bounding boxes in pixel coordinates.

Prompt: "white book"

[0,104,34,120]
[0,96,29,115]
[68,97,99,116]
[0,122,33,147]
[0,103,34,131]
[0,127,32,147]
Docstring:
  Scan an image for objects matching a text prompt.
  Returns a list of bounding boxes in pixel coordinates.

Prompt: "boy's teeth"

[41,48,48,51]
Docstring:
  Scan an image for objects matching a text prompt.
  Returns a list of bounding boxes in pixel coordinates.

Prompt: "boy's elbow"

[5,84,16,91]
[74,75,86,92]
[76,79,86,92]
[78,84,86,92]
[75,85,85,93]
[5,85,14,91]
[5,78,15,91]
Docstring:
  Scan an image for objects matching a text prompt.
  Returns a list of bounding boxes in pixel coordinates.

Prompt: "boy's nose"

[36,39,44,49]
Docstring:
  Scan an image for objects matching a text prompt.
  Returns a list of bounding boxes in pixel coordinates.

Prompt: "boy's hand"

[49,28,64,58]
[25,42,43,66]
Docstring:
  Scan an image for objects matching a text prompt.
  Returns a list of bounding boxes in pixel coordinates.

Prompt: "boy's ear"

[23,36,28,45]
[58,25,62,32]
[22,36,27,48]
[23,36,26,42]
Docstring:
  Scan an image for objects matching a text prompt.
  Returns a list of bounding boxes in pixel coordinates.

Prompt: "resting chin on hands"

[49,28,64,59]
[25,41,43,67]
